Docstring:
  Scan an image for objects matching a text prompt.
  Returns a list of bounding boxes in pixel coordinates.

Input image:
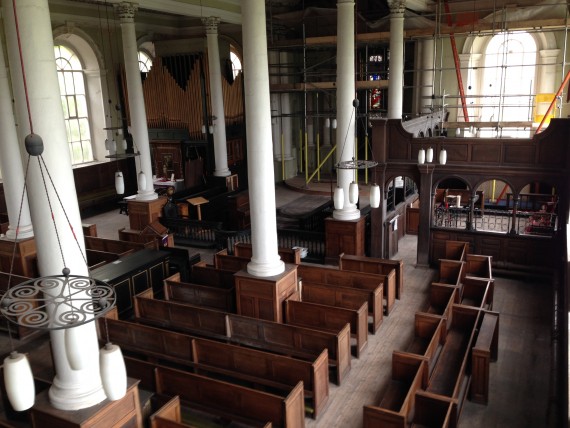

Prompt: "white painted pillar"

[0,28,33,240]
[269,50,282,160]
[280,51,294,161]
[242,0,284,278]
[387,0,405,119]
[418,38,434,115]
[116,2,157,200]
[538,50,561,94]
[203,16,231,177]
[3,0,106,410]
[334,0,359,221]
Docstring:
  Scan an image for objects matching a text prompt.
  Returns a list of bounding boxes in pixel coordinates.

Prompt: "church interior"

[0,0,568,427]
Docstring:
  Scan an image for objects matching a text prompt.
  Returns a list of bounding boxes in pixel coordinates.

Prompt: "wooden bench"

[409,390,457,428]
[100,317,329,418]
[470,310,499,404]
[213,248,250,272]
[444,240,469,261]
[460,277,494,310]
[86,248,134,268]
[190,261,236,288]
[85,236,155,253]
[125,357,303,428]
[398,312,447,376]
[301,280,383,334]
[338,252,404,299]
[418,283,459,326]
[149,395,191,428]
[438,259,465,286]
[285,299,368,358]
[298,263,395,316]
[234,242,302,265]
[362,352,428,428]
[164,275,236,312]
[134,289,351,385]
[464,254,493,280]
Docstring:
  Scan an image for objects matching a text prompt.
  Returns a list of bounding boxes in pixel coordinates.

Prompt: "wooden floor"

[0,185,559,427]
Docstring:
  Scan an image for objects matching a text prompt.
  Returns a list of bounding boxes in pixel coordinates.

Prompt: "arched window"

[55,44,93,164]
[480,32,536,137]
[138,50,153,73]
[229,46,242,79]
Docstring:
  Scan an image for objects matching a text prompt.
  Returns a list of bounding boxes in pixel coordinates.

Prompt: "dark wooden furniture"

[438,259,465,286]
[0,237,37,278]
[324,216,365,265]
[85,236,155,253]
[444,240,469,261]
[164,276,236,312]
[471,311,500,404]
[190,261,235,287]
[30,378,142,428]
[226,190,250,230]
[301,280,383,334]
[464,254,493,279]
[0,272,37,339]
[285,299,368,358]
[127,197,167,230]
[234,242,302,264]
[90,248,170,317]
[339,253,404,299]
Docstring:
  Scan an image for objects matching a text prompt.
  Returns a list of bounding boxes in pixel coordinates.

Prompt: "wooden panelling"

[472,144,501,163]
[503,145,534,164]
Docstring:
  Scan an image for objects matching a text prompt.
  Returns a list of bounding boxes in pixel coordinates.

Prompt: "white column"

[418,38,434,115]
[116,2,157,200]
[334,0,359,221]
[203,16,231,177]
[538,49,561,94]
[242,0,284,278]
[0,28,33,240]
[387,0,405,119]
[4,0,106,410]
[280,51,294,161]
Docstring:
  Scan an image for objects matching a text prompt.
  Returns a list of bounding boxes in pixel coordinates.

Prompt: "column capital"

[115,2,138,22]
[388,0,406,14]
[202,16,221,34]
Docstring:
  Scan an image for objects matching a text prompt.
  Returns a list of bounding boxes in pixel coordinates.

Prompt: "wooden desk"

[187,196,209,221]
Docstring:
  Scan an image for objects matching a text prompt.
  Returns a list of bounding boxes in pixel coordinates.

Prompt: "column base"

[246,258,285,278]
[5,224,34,239]
[213,168,231,177]
[332,207,360,221]
[136,190,158,201]
[48,378,106,411]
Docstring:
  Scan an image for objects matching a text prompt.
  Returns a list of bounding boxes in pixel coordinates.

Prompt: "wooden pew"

[164,277,236,312]
[85,235,154,253]
[424,305,481,417]
[470,311,499,404]
[86,248,134,268]
[100,317,329,418]
[460,277,494,310]
[444,240,469,261]
[398,313,447,376]
[134,289,351,385]
[149,395,190,428]
[301,280,383,334]
[190,261,235,288]
[234,242,302,265]
[338,252,404,299]
[418,283,459,326]
[362,352,428,428]
[437,259,465,286]
[298,263,395,316]
[125,357,303,428]
[410,391,457,428]
[213,248,249,272]
[284,299,368,358]
[464,254,493,280]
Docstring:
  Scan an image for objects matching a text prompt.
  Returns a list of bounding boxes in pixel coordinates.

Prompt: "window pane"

[70,142,83,164]
[68,118,80,141]
[73,72,85,94]
[64,73,75,94]
[76,95,88,117]
[79,118,90,140]
[67,96,77,118]
[61,96,69,119]
[82,140,93,161]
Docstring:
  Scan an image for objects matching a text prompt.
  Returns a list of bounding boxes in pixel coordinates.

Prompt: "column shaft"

[242,0,284,277]
[387,0,405,119]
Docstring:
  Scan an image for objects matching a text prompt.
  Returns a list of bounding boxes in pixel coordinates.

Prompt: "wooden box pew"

[84,235,154,253]
[418,283,460,327]
[125,357,302,428]
[362,352,429,428]
[134,289,352,385]
[460,277,494,310]
[213,248,250,272]
[409,390,457,428]
[464,254,493,280]
[86,248,134,268]
[284,299,368,358]
[470,310,500,405]
[99,317,329,419]
[164,277,237,313]
[190,261,236,288]
[444,240,469,262]
[301,280,383,334]
[398,313,447,377]
[338,252,404,299]
[150,395,195,428]
[235,242,302,265]
[297,263,396,316]
[424,305,481,419]
[437,259,466,287]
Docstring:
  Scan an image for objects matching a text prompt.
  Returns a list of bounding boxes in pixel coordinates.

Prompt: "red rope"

[12,0,34,134]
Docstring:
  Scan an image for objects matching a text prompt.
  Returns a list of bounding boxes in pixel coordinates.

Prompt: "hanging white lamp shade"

[426,147,434,163]
[332,118,337,129]
[121,138,128,150]
[104,138,110,151]
[349,181,359,204]
[325,118,330,128]
[439,148,447,165]
[65,325,89,370]
[100,343,127,401]
[201,125,206,134]
[3,352,35,411]
[110,139,117,153]
[369,184,380,209]
[115,171,125,195]
[333,186,344,210]
[418,148,426,164]
[137,171,147,191]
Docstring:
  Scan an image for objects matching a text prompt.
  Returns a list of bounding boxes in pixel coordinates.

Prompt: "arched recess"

[432,175,471,229]
[385,174,419,213]
[53,26,107,163]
